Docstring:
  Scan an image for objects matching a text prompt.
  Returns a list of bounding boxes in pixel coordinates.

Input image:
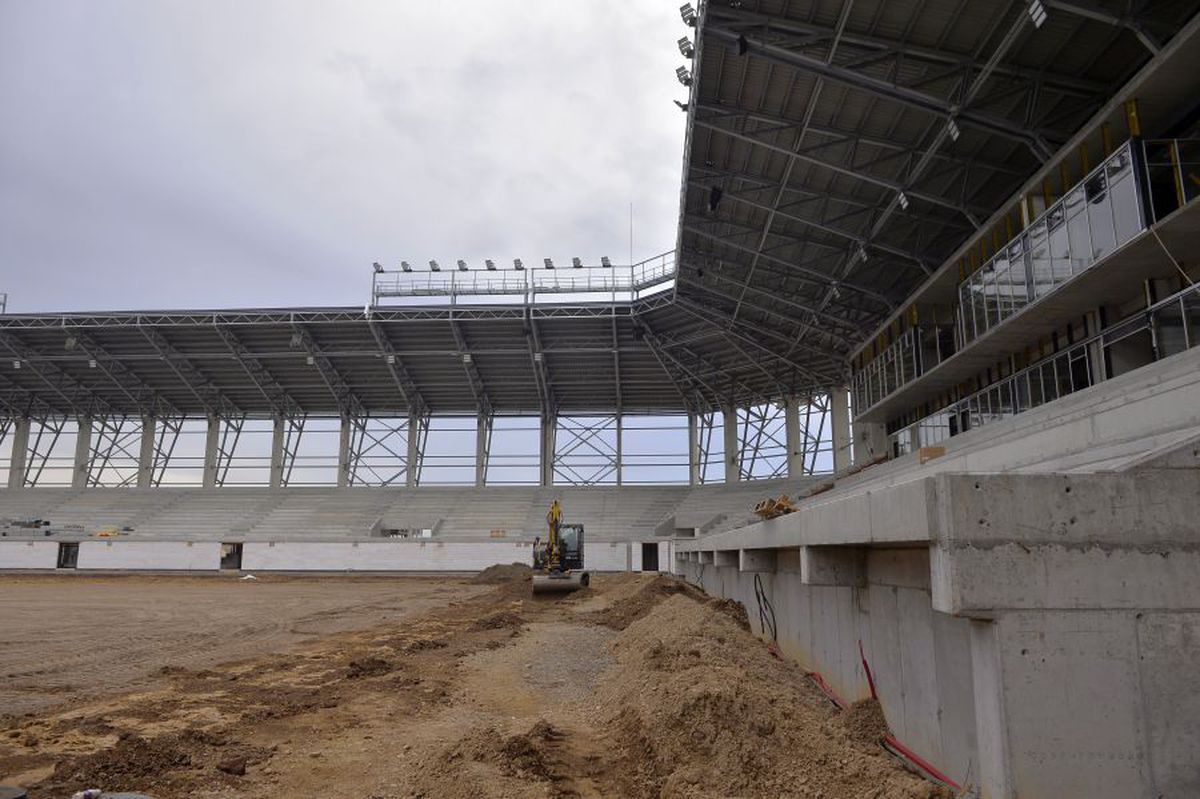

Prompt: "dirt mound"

[420,719,574,797]
[472,562,532,584]
[837,698,892,745]
[473,609,524,630]
[593,594,951,799]
[346,656,394,678]
[585,575,703,630]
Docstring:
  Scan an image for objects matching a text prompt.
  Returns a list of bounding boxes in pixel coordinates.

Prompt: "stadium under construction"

[3,1,1200,797]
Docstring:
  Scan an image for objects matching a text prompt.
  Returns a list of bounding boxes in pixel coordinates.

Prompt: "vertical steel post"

[539,414,556,487]
[687,411,700,487]
[475,413,491,488]
[270,416,286,488]
[337,415,352,488]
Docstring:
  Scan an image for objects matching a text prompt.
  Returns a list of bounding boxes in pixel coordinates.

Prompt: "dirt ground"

[0,570,950,798]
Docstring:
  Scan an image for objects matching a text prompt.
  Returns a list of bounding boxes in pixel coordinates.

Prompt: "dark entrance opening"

[641,542,659,572]
[57,542,79,569]
[220,543,244,570]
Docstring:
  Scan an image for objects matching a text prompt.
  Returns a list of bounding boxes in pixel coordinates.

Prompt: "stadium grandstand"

[3,1,1200,796]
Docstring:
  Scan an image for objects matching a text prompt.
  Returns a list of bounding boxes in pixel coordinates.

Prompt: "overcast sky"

[0,1,689,313]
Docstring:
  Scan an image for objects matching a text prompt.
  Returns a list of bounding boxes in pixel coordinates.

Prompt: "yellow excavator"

[531,499,589,594]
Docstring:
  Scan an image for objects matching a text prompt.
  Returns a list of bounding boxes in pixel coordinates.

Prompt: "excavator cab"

[531,500,589,594]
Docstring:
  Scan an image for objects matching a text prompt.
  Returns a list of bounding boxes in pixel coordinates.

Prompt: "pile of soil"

[418,719,575,798]
[346,656,394,678]
[593,593,951,798]
[471,562,532,584]
[584,575,701,630]
[472,609,524,630]
[837,698,892,745]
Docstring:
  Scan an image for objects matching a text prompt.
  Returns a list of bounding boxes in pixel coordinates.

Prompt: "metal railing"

[371,251,676,307]
[888,279,1200,456]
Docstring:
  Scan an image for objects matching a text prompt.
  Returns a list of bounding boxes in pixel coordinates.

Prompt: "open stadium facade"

[4,1,1200,796]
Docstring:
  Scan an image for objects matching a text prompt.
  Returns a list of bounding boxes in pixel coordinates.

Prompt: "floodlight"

[387,354,396,365]
[856,246,868,264]
[373,261,384,274]
[947,118,960,142]
[462,353,472,364]
[601,256,612,268]
[429,260,440,271]
[572,257,583,268]
[485,259,496,270]
[88,359,97,369]
[306,355,315,366]
[897,191,909,211]
[1027,0,1047,28]
[64,335,77,350]
[401,260,412,272]
[457,259,468,271]
[514,258,524,270]
[680,3,696,26]
[533,352,543,363]
[11,360,18,369]
[678,37,694,58]
[676,66,692,87]
[544,258,554,269]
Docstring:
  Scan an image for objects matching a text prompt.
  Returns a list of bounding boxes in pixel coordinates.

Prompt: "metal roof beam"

[65,331,178,416]
[1042,0,1161,54]
[366,320,426,415]
[694,118,981,225]
[524,312,555,418]
[688,179,935,271]
[139,327,241,417]
[703,6,1108,96]
[213,326,300,416]
[290,324,366,417]
[706,24,1055,160]
[449,320,493,417]
[0,331,112,419]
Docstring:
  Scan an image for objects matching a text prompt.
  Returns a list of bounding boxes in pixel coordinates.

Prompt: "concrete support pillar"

[853,420,888,463]
[615,413,623,487]
[269,416,286,488]
[474,414,489,488]
[337,415,352,488]
[7,417,31,489]
[202,415,220,489]
[539,414,556,487]
[969,620,1012,799]
[784,396,802,478]
[136,415,157,488]
[405,413,421,488]
[830,386,852,471]
[723,406,740,483]
[72,415,93,488]
[687,412,700,487]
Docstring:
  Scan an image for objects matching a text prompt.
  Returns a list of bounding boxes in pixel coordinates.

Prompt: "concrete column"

[687,412,700,486]
[830,386,852,471]
[405,413,421,488]
[474,414,489,488]
[615,413,623,487]
[723,406,740,483]
[202,415,220,488]
[539,414,556,487]
[136,415,157,488]
[784,396,802,478]
[72,415,93,488]
[7,417,31,489]
[853,420,888,463]
[337,415,352,488]
[269,416,286,488]
[970,619,1012,799]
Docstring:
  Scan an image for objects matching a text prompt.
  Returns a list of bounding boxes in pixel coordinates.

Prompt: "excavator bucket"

[531,571,589,595]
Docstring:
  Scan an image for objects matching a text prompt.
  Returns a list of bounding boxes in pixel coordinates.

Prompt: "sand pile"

[593,593,951,799]
[472,562,533,584]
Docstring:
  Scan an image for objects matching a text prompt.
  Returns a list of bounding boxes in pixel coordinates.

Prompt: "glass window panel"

[1085,171,1117,262]
[1069,350,1091,392]
[1180,140,1200,204]
[1028,223,1054,298]
[1184,292,1200,350]
[1028,369,1044,407]
[1056,354,1074,396]
[971,275,988,338]
[1042,363,1059,403]
[1064,187,1092,274]
[1046,206,1072,286]
[1155,300,1188,358]
[1013,374,1030,412]
[1109,169,1143,245]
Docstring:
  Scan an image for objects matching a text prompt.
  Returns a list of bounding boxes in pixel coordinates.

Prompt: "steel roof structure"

[2,0,1198,422]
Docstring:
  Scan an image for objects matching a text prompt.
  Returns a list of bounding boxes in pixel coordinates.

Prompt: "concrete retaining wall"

[0,540,59,569]
[679,547,978,790]
[76,540,221,570]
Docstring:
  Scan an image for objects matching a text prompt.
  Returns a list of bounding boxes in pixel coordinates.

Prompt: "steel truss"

[346,415,414,487]
[554,416,619,486]
[24,415,68,487]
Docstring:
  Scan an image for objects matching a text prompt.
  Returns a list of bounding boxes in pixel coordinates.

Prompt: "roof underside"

[677,0,1199,375]
[3,0,1197,420]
